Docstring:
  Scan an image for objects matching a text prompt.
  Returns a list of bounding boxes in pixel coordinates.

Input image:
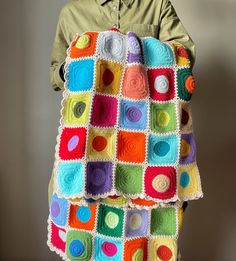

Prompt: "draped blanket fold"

[47,29,203,261]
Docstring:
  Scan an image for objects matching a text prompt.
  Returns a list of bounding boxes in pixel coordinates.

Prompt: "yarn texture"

[47,29,203,261]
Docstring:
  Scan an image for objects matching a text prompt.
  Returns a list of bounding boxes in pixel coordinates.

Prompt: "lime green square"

[63,93,92,125]
[97,204,124,238]
[66,230,92,260]
[151,207,177,236]
[150,102,177,133]
[115,164,143,195]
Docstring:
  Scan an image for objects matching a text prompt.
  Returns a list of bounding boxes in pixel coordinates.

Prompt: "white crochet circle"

[152,174,170,193]
[129,213,142,230]
[154,75,169,93]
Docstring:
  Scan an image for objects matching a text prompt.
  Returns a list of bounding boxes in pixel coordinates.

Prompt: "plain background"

[1,0,236,260]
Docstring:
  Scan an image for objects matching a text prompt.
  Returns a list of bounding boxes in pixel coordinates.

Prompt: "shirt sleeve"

[49,7,69,91]
[158,0,196,67]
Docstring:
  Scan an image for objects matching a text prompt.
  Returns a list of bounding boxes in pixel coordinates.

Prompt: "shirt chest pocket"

[127,23,158,38]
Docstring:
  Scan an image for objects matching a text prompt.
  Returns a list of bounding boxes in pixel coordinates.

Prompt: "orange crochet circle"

[185,75,195,94]
[131,197,157,207]
[92,136,108,151]
[181,139,191,157]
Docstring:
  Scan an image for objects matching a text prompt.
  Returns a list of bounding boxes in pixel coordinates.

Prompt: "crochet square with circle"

[47,29,203,261]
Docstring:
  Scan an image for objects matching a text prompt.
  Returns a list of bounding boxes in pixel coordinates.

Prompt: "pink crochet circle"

[101,242,118,257]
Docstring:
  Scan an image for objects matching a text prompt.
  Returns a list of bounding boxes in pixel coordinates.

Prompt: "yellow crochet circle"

[157,111,170,127]
[181,139,191,157]
[132,248,144,261]
[76,34,91,49]
[129,213,142,230]
[105,211,119,229]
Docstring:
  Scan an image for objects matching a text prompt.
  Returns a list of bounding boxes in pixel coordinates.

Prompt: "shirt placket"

[110,0,120,29]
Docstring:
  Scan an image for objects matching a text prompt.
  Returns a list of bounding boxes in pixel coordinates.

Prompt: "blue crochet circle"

[153,141,170,156]
[180,172,190,188]
[69,240,85,257]
[76,206,91,222]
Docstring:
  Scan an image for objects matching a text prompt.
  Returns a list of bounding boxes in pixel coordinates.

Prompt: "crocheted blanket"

[47,28,203,261]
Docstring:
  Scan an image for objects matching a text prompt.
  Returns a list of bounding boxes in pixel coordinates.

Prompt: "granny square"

[115,163,143,195]
[97,31,126,62]
[177,68,195,101]
[127,31,144,64]
[95,59,124,95]
[150,102,177,133]
[86,161,113,196]
[124,238,148,261]
[148,134,178,165]
[69,204,97,231]
[50,221,67,253]
[97,204,124,238]
[57,161,84,197]
[50,193,69,226]
[147,68,175,101]
[94,236,123,261]
[70,32,99,59]
[117,130,146,163]
[90,94,118,127]
[180,133,196,164]
[63,93,92,125]
[125,209,149,237]
[144,166,177,200]
[143,38,174,67]
[122,64,148,99]
[87,128,116,160]
[66,230,92,260]
[179,101,193,132]
[149,238,177,261]
[68,59,95,92]
[150,207,177,236]
[178,163,202,200]
[58,127,86,160]
[119,99,147,130]
[171,41,191,67]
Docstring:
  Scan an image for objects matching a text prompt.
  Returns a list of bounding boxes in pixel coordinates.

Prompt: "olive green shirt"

[48,0,196,205]
[49,0,196,92]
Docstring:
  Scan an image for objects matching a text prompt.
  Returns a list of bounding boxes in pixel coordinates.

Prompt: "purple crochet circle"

[67,135,79,151]
[126,106,142,122]
[91,167,107,186]
[128,36,141,55]
[51,201,60,217]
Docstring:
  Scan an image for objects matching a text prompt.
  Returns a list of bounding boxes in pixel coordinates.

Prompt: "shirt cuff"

[53,61,66,91]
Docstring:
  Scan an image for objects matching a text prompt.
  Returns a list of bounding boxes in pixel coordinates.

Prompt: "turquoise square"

[94,236,123,261]
[148,134,178,164]
[57,161,84,197]
[143,38,174,67]
[68,59,95,92]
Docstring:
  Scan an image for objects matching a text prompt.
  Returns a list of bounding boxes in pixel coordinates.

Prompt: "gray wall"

[1,0,236,260]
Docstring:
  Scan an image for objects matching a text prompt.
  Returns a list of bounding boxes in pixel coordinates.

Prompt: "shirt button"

[113,5,118,11]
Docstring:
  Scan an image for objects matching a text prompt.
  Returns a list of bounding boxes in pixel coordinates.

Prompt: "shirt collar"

[98,0,134,7]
